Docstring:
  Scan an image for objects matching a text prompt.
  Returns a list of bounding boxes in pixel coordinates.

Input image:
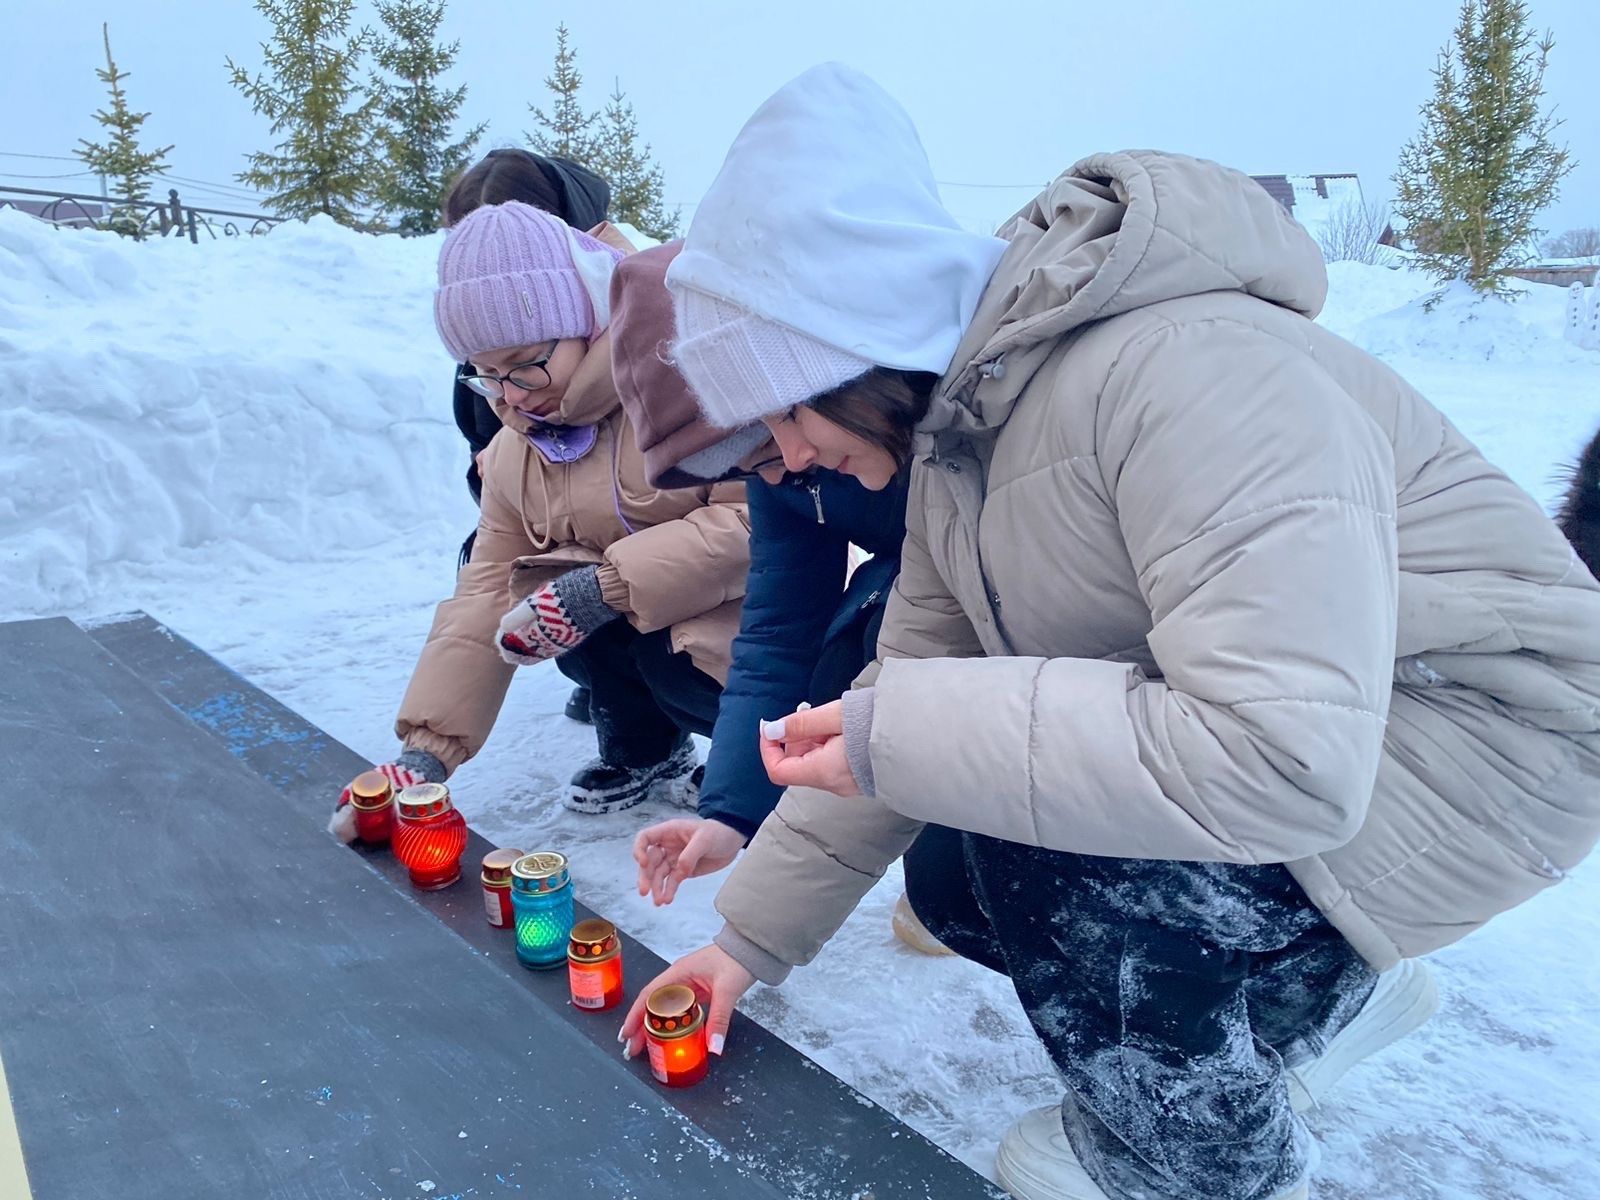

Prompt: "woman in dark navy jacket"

[612,242,951,951]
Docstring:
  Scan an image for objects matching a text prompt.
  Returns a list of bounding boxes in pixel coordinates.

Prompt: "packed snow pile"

[4,220,1597,620]
[0,209,469,614]
[1352,274,1598,365]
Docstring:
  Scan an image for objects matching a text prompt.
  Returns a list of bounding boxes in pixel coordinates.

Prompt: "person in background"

[611,240,959,955]
[623,65,1600,1200]
[443,148,613,723]
[331,201,749,831]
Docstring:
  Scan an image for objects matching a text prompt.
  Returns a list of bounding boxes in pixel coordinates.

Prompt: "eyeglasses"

[460,354,553,399]
[724,455,791,482]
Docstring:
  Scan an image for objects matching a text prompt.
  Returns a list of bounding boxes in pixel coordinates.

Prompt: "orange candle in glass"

[567,918,624,1011]
[644,984,709,1087]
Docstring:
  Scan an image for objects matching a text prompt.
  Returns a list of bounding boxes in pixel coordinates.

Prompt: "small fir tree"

[75,24,173,238]
[369,0,484,234]
[1392,0,1574,296]
[525,24,598,164]
[227,0,376,224]
[593,80,680,242]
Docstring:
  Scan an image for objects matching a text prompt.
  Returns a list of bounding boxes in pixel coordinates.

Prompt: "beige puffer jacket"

[715,150,1600,982]
[396,301,750,773]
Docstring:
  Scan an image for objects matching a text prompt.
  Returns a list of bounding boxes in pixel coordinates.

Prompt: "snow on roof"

[1282,174,1365,242]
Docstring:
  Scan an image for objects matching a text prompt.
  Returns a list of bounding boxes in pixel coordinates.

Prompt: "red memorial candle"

[480,847,523,928]
[644,984,709,1088]
[391,783,468,890]
[347,770,396,845]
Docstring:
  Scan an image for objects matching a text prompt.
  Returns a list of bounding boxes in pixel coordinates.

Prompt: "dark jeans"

[556,620,722,768]
[905,828,1377,1200]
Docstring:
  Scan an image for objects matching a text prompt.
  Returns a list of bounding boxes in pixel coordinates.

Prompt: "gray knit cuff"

[396,747,449,783]
[714,922,793,986]
[840,686,878,798]
[551,565,621,636]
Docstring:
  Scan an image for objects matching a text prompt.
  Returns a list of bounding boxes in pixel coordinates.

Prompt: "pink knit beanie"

[433,201,625,362]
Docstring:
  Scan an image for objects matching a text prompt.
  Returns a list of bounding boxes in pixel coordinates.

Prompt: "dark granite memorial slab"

[0,615,1000,1200]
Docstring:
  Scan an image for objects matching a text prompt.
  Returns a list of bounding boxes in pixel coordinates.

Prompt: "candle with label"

[643,984,710,1088]
[567,918,623,1011]
[480,848,524,928]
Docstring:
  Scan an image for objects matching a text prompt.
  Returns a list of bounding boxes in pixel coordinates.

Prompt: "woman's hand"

[634,817,745,905]
[759,700,860,796]
[619,944,755,1060]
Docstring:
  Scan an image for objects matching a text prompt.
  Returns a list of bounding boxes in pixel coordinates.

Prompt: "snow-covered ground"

[4,209,1600,1198]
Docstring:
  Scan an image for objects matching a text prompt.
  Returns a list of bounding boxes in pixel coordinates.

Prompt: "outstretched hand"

[758,700,859,796]
[634,817,745,905]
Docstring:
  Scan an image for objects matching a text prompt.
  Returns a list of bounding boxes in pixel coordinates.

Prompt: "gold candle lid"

[480,847,524,886]
[645,984,702,1035]
[396,782,452,819]
[349,770,394,810]
[510,851,570,894]
[568,917,618,958]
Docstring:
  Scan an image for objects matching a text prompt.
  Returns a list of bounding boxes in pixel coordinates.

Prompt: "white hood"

[666,63,1007,375]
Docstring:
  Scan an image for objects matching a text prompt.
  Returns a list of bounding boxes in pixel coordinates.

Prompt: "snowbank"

[0,209,468,613]
[1354,275,1598,366]
[5,223,1597,618]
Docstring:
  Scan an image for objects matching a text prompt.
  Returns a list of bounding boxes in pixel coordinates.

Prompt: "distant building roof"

[1248,173,1399,251]
[0,197,106,228]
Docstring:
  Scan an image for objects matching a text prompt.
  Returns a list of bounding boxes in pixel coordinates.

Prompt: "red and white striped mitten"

[497,567,619,665]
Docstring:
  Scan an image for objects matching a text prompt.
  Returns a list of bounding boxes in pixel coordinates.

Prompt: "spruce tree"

[593,80,680,242]
[525,24,598,164]
[227,0,376,224]
[369,0,484,234]
[75,24,173,238]
[1392,0,1574,296]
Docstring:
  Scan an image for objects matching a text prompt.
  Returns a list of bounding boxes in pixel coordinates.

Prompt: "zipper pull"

[809,482,824,524]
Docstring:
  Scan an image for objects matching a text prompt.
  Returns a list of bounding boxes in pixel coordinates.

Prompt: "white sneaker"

[1286,957,1439,1111]
[994,1105,1110,1200]
[994,1106,1309,1200]
[891,892,956,956]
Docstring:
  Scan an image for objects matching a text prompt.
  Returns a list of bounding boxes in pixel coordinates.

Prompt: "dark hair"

[441,149,565,228]
[806,367,940,467]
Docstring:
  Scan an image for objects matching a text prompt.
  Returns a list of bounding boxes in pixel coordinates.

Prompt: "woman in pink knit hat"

[330,201,751,821]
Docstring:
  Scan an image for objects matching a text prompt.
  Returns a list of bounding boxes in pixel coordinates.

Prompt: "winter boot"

[892,892,956,957]
[994,1106,1309,1200]
[564,686,593,724]
[676,763,706,810]
[562,738,698,815]
[1287,956,1438,1111]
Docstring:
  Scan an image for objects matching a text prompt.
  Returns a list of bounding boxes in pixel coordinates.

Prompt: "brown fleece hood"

[610,241,771,488]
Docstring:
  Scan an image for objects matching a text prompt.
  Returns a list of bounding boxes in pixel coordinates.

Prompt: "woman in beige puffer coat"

[332,200,751,826]
[619,65,1600,1200]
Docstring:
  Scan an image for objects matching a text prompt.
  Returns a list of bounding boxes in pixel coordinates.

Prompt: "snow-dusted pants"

[906,830,1377,1200]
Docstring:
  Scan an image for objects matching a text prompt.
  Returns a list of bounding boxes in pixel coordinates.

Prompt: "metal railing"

[0,185,283,242]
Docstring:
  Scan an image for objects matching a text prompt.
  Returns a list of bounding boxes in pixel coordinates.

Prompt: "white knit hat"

[671,286,873,428]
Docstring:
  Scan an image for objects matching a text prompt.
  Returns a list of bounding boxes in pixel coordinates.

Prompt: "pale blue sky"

[5,0,1597,236]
